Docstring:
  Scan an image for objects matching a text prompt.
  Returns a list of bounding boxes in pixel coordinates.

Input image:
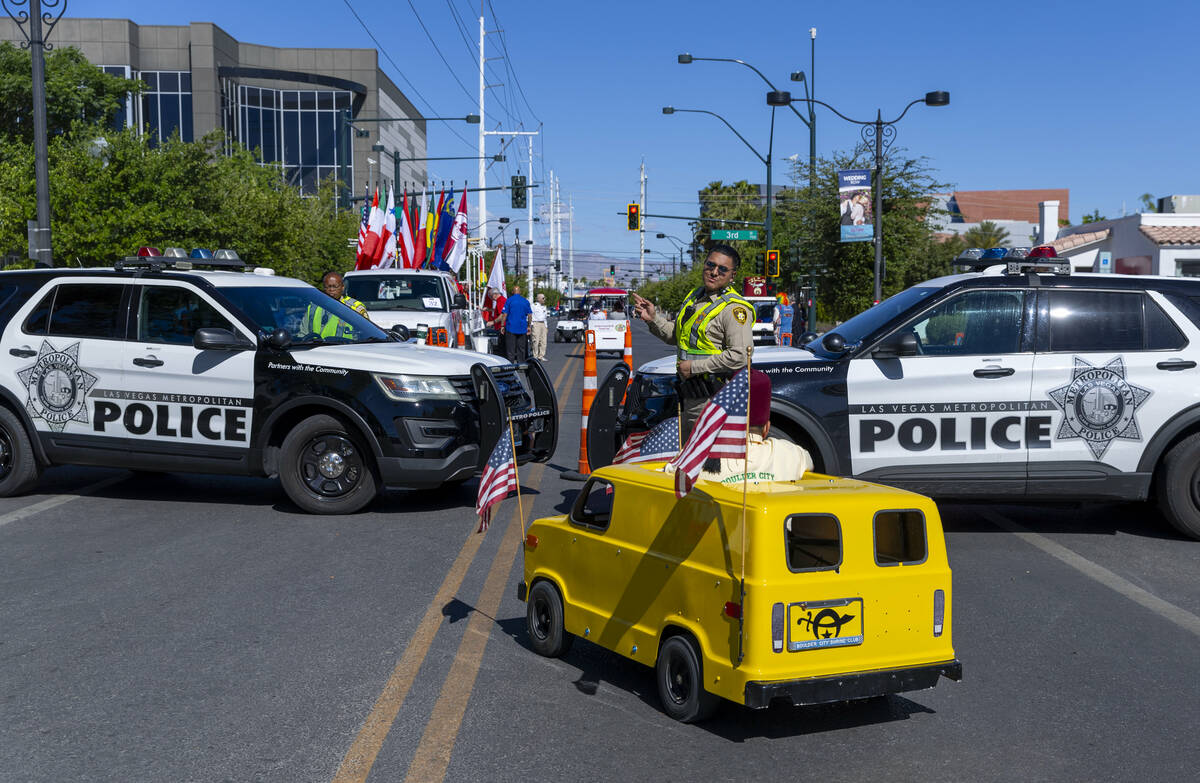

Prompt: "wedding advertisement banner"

[838,169,874,243]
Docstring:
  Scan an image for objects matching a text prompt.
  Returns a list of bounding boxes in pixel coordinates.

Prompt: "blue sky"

[74,0,1200,281]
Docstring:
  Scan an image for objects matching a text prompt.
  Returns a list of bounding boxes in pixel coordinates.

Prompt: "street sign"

[1097,251,1112,274]
[711,229,759,241]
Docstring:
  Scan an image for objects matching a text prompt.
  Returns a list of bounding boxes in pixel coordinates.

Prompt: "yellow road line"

[332,357,577,783]
[405,362,581,783]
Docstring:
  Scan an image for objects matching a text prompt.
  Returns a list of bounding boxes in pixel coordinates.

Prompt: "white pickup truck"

[343,268,478,342]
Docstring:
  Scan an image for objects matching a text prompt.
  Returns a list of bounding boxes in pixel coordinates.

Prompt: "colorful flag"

[670,369,749,498]
[476,426,517,533]
[413,186,428,268]
[354,184,370,265]
[444,189,469,273]
[397,189,415,268]
[357,188,384,269]
[434,187,457,267]
[378,186,397,268]
[422,190,437,267]
[613,416,680,464]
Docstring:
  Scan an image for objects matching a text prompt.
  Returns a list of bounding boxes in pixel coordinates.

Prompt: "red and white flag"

[614,416,680,464]
[353,184,370,265]
[397,189,415,268]
[475,427,518,533]
[485,251,507,297]
[444,189,469,273]
[357,188,384,269]
[669,369,749,498]
[378,186,397,268]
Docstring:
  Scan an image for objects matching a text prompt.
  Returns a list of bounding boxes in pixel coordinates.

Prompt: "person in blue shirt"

[501,284,533,362]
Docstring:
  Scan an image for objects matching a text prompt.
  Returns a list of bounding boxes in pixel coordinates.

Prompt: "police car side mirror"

[388,324,411,342]
[821,333,846,353]
[452,294,468,310]
[872,331,919,359]
[193,327,255,351]
[267,328,292,350]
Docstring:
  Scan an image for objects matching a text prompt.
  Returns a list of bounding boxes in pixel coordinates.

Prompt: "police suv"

[0,258,557,514]
[592,246,1200,540]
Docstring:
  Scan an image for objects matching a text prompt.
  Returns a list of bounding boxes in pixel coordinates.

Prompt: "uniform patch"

[17,340,99,432]
[1047,356,1151,459]
[733,307,749,324]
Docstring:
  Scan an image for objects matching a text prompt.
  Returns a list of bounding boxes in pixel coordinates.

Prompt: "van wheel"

[1156,433,1200,539]
[526,580,573,657]
[280,414,377,515]
[656,635,719,722]
[0,407,39,497]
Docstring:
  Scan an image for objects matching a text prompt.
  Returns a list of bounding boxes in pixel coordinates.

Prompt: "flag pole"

[509,414,525,535]
[738,358,753,665]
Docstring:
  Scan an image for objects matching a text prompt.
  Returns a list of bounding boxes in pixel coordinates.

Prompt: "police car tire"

[656,634,719,723]
[526,580,573,658]
[279,414,378,515]
[0,407,39,497]
[1156,432,1200,540]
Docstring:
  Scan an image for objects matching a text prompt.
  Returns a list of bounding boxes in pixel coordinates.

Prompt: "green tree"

[0,127,357,281]
[1139,193,1157,213]
[0,42,142,143]
[961,220,1010,249]
[1080,209,1107,224]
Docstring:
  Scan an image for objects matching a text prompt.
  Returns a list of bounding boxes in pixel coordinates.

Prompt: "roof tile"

[1140,225,1200,246]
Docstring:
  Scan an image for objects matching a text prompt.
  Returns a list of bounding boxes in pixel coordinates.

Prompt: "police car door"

[1027,287,1194,488]
[2,279,130,452]
[115,282,256,452]
[846,288,1034,493]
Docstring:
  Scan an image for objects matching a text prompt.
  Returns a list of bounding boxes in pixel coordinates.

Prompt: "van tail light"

[524,534,539,550]
[933,589,945,637]
[723,601,741,619]
[771,602,784,652]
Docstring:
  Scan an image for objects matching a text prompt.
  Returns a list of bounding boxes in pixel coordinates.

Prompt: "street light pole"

[767,90,949,303]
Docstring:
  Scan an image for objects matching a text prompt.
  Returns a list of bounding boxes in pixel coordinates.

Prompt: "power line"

[401,0,476,106]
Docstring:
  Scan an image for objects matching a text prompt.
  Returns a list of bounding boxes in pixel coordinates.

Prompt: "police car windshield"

[344,275,448,311]
[218,286,390,345]
[814,285,941,356]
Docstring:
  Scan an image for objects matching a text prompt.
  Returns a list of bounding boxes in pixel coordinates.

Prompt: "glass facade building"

[231,85,352,192]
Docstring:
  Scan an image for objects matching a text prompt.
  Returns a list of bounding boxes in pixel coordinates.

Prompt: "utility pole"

[555,173,563,289]
[548,167,555,292]
[477,13,486,243]
[639,160,646,282]
[569,194,575,297]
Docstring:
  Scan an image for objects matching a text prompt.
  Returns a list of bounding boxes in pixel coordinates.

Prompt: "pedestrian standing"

[501,284,532,363]
[630,244,754,439]
[530,292,549,361]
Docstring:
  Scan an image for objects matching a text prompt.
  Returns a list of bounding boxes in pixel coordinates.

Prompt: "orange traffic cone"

[577,329,597,474]
[456,319,466,349]
[621,322,633,405]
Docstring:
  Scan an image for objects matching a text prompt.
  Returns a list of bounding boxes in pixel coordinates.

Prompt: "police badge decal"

[17,340,99,433]
[1047,356,1151,460]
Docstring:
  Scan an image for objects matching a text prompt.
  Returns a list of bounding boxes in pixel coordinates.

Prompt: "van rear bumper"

[743,659,962,709]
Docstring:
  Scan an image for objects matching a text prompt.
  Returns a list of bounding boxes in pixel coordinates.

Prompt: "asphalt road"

[1,319,1198,782]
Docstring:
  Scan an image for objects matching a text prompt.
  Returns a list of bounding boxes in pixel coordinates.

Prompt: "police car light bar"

[1006,245,1070,276]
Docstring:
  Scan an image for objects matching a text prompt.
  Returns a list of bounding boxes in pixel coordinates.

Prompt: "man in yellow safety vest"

[631,244,754,439]
[302,271,369,339]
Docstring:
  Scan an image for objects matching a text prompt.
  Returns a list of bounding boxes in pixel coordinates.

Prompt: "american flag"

[354,184,370,264]
[669,369,749,497]
[613,416,680,464]
[476,428,518,532]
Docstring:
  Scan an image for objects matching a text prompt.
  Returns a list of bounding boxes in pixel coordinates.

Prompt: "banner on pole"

[838,169,874,243]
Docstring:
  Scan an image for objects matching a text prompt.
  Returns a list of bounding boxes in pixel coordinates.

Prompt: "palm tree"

[961,221,1009,249]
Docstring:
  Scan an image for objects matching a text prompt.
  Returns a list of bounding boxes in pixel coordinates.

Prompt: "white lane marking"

[0,474,128,529]
[982,510,1200,639]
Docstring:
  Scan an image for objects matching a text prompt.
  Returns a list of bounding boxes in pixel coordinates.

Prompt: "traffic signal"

[626,204,640,231]
[766,249,780,277]
[609,264,617,276]
[555,259,561,272]
[511,175,526,209]
[754,252,766,275]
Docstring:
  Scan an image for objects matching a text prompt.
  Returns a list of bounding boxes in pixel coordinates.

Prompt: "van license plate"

[787,598,864,652]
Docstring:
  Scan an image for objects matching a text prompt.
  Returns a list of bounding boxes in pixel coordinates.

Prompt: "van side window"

[874,510,927,566]
[571,478,614,530]
[45,284,125,339]
[784,514,841,572]
[24,289,55,335]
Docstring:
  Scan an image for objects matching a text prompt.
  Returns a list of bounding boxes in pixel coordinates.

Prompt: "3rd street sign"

[710,229,759,241]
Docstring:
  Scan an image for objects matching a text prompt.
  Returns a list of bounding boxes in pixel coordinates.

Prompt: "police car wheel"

[1156,432,1200,540]
[0,407,39,497]
[656,634,719,723]
[526,580,573,658]
[280,414,377,515]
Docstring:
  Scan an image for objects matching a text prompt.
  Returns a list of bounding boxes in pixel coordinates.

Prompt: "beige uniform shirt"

[647,287,754,375]
[700,434,814,485]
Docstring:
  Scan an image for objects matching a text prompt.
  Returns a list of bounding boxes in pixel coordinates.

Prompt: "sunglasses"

[703,261,732,275]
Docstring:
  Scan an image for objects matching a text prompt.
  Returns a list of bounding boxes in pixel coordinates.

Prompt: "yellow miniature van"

[519,462,962,722]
